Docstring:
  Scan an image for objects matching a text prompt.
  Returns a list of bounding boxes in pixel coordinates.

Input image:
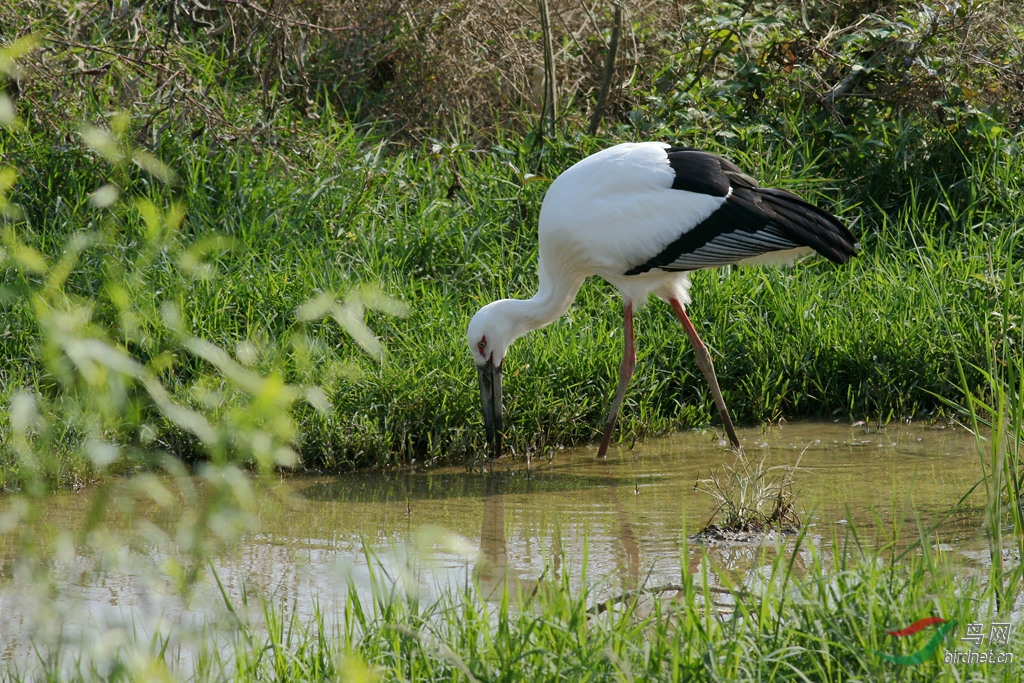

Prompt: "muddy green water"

[0,421,994,669]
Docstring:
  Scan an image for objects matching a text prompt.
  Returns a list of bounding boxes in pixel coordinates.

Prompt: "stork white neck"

[467,255,585,367]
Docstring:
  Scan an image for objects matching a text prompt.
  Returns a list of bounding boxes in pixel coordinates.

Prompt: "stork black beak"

[477,359,503,458]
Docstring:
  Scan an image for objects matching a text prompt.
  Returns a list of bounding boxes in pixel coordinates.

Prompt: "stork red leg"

[598,302,636,458]
[669,299,742,450]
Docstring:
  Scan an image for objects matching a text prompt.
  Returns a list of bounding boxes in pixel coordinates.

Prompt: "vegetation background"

[1,0,1022,482]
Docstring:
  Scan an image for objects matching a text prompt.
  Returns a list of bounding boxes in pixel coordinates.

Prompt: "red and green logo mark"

[875,617,958,665]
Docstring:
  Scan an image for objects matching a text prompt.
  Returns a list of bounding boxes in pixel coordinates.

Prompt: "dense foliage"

[0,0,1022,484]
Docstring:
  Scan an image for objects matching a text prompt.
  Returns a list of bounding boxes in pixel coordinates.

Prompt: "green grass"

[3,109,1024,484]
[1,2,1022,485]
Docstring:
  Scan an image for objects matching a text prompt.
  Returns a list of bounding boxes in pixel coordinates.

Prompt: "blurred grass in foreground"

[5,529,1022,682]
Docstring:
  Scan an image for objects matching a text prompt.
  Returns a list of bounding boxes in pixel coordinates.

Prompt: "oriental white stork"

[468,141,857,458]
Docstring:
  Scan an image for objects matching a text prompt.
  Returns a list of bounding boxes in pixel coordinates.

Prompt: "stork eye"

[477,339,487,350]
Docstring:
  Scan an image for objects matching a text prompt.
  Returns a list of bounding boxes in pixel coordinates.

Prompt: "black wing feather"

[625,147,857,275]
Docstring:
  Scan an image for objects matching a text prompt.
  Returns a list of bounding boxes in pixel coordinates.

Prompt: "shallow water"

[0,421,996,671]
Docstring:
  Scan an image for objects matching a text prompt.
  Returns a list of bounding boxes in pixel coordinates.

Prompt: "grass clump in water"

[695,452,802,537]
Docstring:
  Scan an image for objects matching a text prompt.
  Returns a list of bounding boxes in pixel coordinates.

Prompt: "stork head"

[467,301,522,458]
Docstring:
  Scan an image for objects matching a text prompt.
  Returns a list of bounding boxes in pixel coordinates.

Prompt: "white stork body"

[469,141,857,458]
